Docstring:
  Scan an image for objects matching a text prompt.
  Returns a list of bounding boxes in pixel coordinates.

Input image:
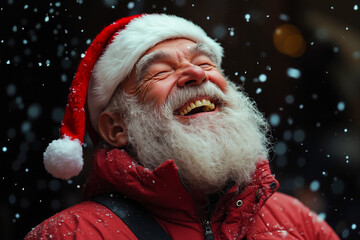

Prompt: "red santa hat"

[43,14,224,179]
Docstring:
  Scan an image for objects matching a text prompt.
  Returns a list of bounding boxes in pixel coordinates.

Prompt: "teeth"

[178,99,216,116]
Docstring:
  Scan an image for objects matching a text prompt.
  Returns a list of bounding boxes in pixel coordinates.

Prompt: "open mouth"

[174,98,216,116]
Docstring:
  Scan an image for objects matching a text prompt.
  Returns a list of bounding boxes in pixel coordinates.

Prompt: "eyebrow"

[135,43,217,83]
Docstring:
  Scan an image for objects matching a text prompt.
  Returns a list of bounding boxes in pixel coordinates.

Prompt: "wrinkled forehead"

[139,41,217,65]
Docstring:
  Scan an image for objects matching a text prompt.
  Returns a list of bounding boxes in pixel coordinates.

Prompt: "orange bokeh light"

[273,24,306,57]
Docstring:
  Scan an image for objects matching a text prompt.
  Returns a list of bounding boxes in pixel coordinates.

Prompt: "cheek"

[141,79,176,106]
[208,71,228,92]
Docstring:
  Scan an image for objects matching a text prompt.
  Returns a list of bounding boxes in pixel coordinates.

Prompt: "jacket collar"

[84,148,279,227]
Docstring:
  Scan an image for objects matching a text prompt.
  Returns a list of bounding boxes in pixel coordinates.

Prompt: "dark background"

[1,0,359,239]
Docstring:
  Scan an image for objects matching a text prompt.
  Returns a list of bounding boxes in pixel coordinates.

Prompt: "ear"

[98,112,128,147]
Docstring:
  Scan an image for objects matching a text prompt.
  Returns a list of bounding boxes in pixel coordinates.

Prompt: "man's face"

[121,38,228,120]
[113,38,269,194]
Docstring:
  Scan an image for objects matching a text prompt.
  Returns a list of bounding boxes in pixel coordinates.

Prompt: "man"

[25,14,339,239]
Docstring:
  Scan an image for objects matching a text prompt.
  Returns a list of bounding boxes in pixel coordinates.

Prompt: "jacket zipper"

[177,171,216,240]
[203,220,215,240]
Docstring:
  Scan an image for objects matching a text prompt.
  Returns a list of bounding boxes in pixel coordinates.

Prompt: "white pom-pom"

[43,136,83,180]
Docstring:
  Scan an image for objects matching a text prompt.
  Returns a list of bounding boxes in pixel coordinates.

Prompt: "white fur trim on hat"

[88,14,224,129]
[43,135,83,180]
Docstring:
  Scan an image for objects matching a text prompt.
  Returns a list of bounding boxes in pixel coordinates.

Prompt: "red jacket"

[25,149,339,239]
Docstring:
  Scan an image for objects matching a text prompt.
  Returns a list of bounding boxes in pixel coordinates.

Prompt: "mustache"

[163,82,227,116]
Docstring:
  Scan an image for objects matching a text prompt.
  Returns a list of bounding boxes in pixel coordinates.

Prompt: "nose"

[177,63,208,87]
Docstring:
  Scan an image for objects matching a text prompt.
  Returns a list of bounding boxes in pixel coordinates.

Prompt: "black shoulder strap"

[91,193,172,240]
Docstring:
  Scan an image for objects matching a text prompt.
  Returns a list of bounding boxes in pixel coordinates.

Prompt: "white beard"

[115,81,270,194]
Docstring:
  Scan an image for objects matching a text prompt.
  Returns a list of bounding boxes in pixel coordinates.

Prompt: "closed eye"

[153,71,170,78]
[198,63,214,70]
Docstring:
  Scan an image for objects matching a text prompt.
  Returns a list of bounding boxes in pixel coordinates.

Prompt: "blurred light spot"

[353,51,360,60]
[316,28,328,40]
[229,27,234,37]
[269,113,280,127]
[102,0,118,8]
[175,0,186,6]
[240,76,246,82]
[293,129,305,142]
[49,179,61,192]
[256,88,262,94]
[127,1,134,9]
[7,84,16,96]
[337,101,345,111]
[2,146,7,152]
[273,24,306,57]
[342,229,349,238]
[331,178,344,195]
[259,74,267,82]
[51,107,64,123]
[310,180,320,192]
[9,194,16,205]
[21,121,31,133]
[15,213,20,219]
[285,94,294,104]
[244,13,250,22]
[279,13,289,22]
[283,130,292,141]
[275,141,287,155]
[27,103,42,120]
[333,46,339,53]
[351,224,357,230]
[354,5,359,11]
[212,25,226,39]
[294,176,305,188]
[318,212,326,221]
[287,67,301,79]
[287,117,293,125]
[61,57,71,69]
[61,74,68,82]
[44,16,49,22]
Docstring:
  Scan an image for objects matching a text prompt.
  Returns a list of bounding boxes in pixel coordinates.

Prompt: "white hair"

[105,81,270,194]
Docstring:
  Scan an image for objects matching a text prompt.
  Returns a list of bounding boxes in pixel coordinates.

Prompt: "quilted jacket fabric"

[25,148,339,239]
